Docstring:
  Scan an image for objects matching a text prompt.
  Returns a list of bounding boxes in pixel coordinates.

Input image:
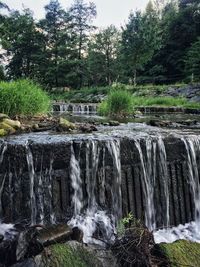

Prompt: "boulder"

[109,121,120,126]
[36,224,72,247]
[58,118,76,131]
[3,118,21,129]
[158,240,200,267]
[0,122,16,135]
[0,113,9,121]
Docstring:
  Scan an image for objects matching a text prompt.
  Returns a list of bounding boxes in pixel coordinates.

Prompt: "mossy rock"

[59,118,76,131]
[41,242,102,267]
[0,113,9,121]
[0,122,16,135]
[159,240,200,267]
[0,129,7,137]
[3,118,21,129]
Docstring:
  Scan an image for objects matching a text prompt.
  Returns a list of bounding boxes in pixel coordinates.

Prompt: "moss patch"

[43,243,101,267]
[160,240,200,267]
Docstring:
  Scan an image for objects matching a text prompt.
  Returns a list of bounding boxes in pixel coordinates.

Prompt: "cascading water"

[0,142,16,239]
[134,137,169,231]
[25,143,37,225]
[69,138,121,244]
[1,125,200,245]
[154,136,200,243]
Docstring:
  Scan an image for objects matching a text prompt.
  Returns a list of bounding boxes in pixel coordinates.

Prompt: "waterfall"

[154,136,200,244]
[53,103,97,114]
[0,143,7,217]
[0,143,16,239]
[158,137,169,227]
[70,143,83,215]
[182,137,200,222]
[135,137,169,231]
[25,143,37,225]
[69,138,121,244]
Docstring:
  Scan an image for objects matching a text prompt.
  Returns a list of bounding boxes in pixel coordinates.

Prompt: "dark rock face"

[165,84,200,102]
[0,134,198,229]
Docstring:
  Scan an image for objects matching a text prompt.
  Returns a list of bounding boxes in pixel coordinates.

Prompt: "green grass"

[98,89,133,116]
[160,240,200,267]
[132,96,200,109]
[0,79,50,116]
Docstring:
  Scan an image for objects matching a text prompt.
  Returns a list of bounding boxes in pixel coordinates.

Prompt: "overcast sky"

[4,0,148,27]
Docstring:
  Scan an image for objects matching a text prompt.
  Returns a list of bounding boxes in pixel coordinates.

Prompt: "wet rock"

[109,121,120,126]
[16,224,72,261]
[79,124,98,133]
[71,227,83,242]
[147,119,171,127]
[36,224,72,247]
[11,258,37,267]
[16,227,43,261]
[0,238,18,266]
[0,234,4,243]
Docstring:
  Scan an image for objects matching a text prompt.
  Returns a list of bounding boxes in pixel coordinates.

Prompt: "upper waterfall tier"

[0,123,200,234]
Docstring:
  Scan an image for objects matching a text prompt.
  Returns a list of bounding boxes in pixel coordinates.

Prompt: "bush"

[0,79,50,116]
[98,89,133,116]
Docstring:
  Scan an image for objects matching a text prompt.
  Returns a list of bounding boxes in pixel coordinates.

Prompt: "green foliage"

[1,0,200,86]
[87,25,120,86]
[120,6,160,85]
[132,96,200,108]
[98,89,133,116]
[160,240,200,267]
[117,212,142,237]
[0,79,50,116]
[185,37,200,82]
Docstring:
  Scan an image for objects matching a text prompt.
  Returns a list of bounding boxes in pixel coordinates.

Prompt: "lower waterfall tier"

[0,129,200,240]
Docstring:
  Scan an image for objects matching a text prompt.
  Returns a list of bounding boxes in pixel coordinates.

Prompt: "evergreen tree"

[121,5,160,85]
[185,37,200,82]
[39,0,69,87]
[69,0,96,88]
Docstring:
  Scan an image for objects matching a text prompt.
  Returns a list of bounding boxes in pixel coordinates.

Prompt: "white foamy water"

[0,222,16,239]
[154,221,200,244]
[69,210,115,245]
[69,139,121,245]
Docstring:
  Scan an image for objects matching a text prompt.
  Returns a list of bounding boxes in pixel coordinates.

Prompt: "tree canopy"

[0,0,200,88]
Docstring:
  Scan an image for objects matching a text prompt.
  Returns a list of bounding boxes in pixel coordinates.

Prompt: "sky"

[3,0,149,27]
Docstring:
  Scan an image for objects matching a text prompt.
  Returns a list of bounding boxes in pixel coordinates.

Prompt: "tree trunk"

[134,69,137,86]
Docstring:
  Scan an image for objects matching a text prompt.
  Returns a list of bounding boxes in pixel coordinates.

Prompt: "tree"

[185,37,200,82]
[87,25,120,86]
[69,0,96,88]
[39,0,69,87]
[121,6,160,85]
[1,8,46,80]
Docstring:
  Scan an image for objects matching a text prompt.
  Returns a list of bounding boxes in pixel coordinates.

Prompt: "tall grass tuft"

[0,79,50,116]
[98,89,133,116]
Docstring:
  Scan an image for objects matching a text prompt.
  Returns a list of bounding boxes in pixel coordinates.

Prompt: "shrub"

[0,79,50,116]
[98,89,133,116]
